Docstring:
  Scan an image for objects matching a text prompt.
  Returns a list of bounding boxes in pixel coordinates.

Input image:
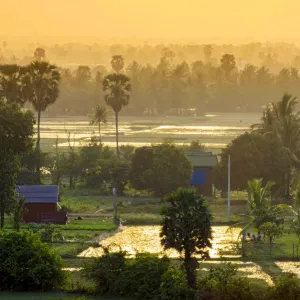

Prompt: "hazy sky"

[1,0,299,42]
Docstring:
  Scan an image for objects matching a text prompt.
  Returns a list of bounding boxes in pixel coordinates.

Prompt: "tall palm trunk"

[98,122,101,142]
[286,168,291,199]
[115,112,119,155]
[36,109,41,183]
[0,199,4,229]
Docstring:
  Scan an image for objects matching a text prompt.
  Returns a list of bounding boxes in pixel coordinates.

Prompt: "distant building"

[17,185,67,224]
[187,152,218,197]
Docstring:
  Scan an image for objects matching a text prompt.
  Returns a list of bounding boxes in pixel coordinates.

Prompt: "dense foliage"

[86,248,169,299]
[0,231,66,291]
[131,144,192,195]
[3,42,300,114]
[161,188,212,287]
[0,100,35,228]
[266,272,300,300]
[196,263,254,300]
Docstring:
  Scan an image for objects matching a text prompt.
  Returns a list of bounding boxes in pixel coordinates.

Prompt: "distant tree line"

[48,51,300,115]
[2,44,300,115]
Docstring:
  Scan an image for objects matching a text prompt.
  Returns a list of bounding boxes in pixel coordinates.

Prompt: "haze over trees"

[1,42,300,115]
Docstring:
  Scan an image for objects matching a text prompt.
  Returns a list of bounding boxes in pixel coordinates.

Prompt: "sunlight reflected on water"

[79,225,240,259]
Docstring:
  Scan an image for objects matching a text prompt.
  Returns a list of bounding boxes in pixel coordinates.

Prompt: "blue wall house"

[187,152,218,196]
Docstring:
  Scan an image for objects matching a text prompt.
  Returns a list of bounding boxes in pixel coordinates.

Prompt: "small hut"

[18,185,67,224]
[187,152,218,197]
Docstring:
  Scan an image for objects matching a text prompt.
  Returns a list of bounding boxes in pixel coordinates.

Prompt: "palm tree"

[24,61,60,150]
[23,61,60,182]
[103,73,131,155]
[111,55,124,73]
[230,179,290,240]
[252,94,300,197]
[89,105,110,142]
[247,178,274,212]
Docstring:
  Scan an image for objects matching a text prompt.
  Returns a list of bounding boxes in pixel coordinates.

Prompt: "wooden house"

[187,152,218,197]
[17,185,67,224]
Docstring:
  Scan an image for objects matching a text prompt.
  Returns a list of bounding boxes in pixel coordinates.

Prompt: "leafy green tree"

[23,61,60,182]
[0,230,65,291]
[0,64,26,106]
[152,144,192,195]
[215,133,285,192]
[89,105,110,141]
[161,188,212,288]
[130,146,154,190]
[252,93,300,197]
[259,222,284,254]
[0,100,34,228]
[131,144,192,195]
[103,73,131,154]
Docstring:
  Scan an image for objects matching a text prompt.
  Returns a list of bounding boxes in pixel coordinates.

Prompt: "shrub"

[0,230,66,291]
[160,266,194,300]
[195,263,254,300]
[85,246,127,294]
[85,247,169,299]
[39,224,56,242]
[118,253,169,299]
[266,272,300,300]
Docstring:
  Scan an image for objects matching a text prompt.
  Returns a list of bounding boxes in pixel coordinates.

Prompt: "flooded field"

[79,225,240,258]
[79,225,275,285]
[38,112,261,153]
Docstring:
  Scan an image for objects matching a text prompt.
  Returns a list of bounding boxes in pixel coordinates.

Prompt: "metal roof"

[187,152,218,167]
[17,185,59,204]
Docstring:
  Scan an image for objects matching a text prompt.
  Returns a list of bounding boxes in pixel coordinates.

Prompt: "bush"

[266,272,300,300]
[195,263,254,300]
[160,266,194,300]
[26,223,57,242]
[85,247,169,299]
[0,230,66,291]
[118,253,169,299]
[85,246,127,294]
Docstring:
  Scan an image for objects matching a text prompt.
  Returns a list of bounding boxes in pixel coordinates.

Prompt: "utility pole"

[228,154,231,220]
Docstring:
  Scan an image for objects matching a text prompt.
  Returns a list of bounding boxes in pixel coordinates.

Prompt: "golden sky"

[0,0,299,42]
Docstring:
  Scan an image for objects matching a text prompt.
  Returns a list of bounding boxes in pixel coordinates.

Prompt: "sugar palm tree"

[23,61,60,150]
[89,105,110,142]
[111,55,124,73]
[103,73,131,155]
[23,61,60,182]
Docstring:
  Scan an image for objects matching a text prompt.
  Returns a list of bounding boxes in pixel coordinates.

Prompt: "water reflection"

[79,225,240,259]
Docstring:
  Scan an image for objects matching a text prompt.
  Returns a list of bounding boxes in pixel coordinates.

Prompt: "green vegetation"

[161,188,212,287]
[0,231,66,291]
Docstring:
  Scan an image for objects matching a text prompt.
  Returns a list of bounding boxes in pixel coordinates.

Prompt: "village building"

[187,152,218,197]
[17,185,67,224]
